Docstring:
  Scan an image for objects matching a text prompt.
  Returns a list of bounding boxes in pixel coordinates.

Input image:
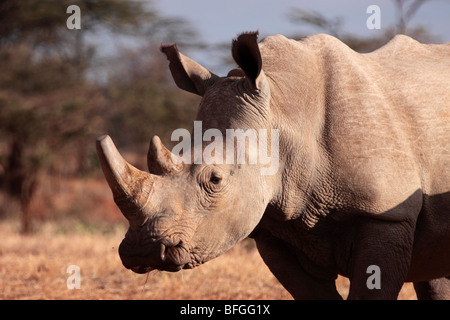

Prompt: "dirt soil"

[0,221,417,300]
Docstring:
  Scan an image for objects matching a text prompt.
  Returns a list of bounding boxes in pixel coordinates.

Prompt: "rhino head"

[97,32,279,274]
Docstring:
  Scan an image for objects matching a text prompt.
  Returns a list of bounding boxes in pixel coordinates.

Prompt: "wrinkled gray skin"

[97,32,450,299]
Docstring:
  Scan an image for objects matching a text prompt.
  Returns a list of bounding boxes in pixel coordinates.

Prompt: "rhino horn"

[96,135,154,223]
[147,135,183,175]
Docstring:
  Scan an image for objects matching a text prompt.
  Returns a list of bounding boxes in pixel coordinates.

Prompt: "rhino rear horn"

[147,135,183,175]
[96,135,154,222]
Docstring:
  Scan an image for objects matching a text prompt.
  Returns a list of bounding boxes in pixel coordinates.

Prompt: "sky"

[153,0,450,71]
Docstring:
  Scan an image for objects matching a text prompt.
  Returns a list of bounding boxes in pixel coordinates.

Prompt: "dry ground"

[0,220,417,300]
[0,176,417,299]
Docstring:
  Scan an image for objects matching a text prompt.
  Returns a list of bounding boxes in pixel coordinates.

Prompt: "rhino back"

[259,34,449,220]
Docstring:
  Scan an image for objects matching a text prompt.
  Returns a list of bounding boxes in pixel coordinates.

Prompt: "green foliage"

[0,0,150,45]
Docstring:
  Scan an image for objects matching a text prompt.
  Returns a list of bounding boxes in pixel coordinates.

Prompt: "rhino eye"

[210,172,222,184]
[198,168,225,193]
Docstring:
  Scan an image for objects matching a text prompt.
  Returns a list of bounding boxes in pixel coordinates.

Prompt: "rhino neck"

[260,37,332,225]
[267,106,338,229]
[267,129,324,223]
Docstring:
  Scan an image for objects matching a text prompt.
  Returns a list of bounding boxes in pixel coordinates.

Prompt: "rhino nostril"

[160,243,166,261]
[160,239,183,263]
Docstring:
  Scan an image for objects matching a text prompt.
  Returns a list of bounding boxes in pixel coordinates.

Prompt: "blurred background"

[1,0,448,233]
[1,0,447,300]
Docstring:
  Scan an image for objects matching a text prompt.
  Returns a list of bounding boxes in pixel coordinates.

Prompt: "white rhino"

[96,32,450,299]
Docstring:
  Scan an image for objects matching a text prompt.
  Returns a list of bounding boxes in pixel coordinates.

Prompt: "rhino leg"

[413,277,450,300]
[253,230,342,300]
[347,218,416,300]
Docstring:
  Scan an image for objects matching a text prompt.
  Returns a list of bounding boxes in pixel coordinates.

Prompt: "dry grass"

[0,175,417,300]
[0,220,416,300]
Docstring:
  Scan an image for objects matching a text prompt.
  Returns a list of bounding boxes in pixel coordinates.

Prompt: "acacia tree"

[0,0,198,232]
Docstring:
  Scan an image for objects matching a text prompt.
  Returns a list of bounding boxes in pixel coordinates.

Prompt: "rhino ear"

[161,43,218,96]
[232,31,264,90]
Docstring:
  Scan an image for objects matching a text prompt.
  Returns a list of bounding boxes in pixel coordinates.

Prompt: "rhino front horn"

[96,135,154,222]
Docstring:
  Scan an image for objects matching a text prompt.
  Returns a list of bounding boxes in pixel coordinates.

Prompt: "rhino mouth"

[119,240,192,274]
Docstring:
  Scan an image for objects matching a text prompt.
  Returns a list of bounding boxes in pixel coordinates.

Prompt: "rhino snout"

[118,236,191,273]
